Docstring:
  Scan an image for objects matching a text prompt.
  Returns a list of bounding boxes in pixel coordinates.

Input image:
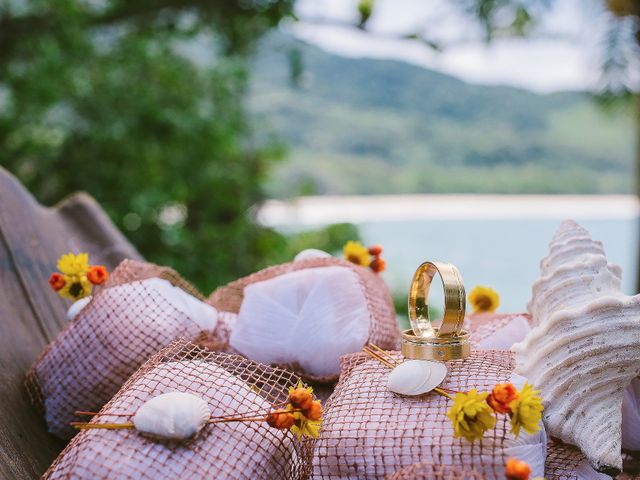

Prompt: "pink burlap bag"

[208,257,401,383]
[42,339,314,479]
[26,260,220,439]
[387,463,484,479]
[311,350,547,479]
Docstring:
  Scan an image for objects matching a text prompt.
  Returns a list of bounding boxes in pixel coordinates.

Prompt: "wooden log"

[0,166,142,479]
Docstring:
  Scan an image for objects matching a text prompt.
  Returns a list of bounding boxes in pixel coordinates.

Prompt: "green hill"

[249,32,635,196]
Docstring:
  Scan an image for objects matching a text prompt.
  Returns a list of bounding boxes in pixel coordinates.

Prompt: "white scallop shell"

[513,220,640,474]
[294,249,332,262]
[132,391,211,440]
[387,360,447,396]
[66,296,92,321]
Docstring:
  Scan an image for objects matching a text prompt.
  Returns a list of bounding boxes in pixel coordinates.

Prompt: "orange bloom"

[49,273,66,291]
[505,457,531,480]
[304,400,323,421]
[289,387,313,410]
[368,244,383,256]
[87,265,109,285]
[487,383,519,414]
[266,409,295,429]
[370,257,386,273]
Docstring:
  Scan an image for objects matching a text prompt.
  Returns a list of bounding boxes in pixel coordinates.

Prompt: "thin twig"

[362,346,395,369]
[368,343,399,366]
[71,422,134,430]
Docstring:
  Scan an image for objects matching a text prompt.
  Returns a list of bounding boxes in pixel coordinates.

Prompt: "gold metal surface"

[408,261,466,338]
[401,328,471,361]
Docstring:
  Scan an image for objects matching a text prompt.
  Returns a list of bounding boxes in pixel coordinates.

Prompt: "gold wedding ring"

[404,261,470,360]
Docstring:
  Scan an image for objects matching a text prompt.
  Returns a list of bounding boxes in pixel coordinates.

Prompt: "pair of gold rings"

[403,261,470,361]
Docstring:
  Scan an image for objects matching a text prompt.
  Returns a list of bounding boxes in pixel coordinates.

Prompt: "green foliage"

[0,0,353,295]
[251,33,635,196]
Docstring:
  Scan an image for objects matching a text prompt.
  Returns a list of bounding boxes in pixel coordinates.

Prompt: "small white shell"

[133,392,211,440]
[294,249,332,262]
[387,360,447,396]
[66,296,92,321]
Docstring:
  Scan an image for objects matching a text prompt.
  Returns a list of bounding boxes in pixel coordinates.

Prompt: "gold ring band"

[401,328,471,361]
[408,261,466,338]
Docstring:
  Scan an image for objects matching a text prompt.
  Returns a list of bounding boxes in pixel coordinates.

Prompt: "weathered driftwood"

[0,166,142,479]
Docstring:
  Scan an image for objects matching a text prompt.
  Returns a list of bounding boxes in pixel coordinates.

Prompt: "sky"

[288,0,623,93]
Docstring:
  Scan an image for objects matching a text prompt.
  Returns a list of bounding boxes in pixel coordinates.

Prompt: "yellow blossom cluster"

[446,381,543,443]
[49,253,109,300]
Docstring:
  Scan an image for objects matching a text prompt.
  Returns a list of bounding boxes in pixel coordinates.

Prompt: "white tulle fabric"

[476,316,625,479]
[230,266,370,377]
[107,278,219,331]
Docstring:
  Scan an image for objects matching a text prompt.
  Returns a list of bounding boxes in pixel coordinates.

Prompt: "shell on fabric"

[387,360,447,396]
[294,249,332,262]
[66,296,92,321]
[132,391,211,440]
[512,219,640,475]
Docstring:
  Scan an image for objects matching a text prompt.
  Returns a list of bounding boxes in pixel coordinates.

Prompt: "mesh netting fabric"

[25,260,219,439]
[467,313,531,348]
[386,463,484,479]
[311,350,546,479]
[208,257,400,382]
[42,339,314,480]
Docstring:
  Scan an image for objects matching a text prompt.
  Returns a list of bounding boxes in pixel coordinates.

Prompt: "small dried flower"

[469,285,500,313]
[58,275,92,300]
[290,409,322,440]
[87,265,109,285]
[368,244,383,256]
[266,409,295,429]
[49,273,66,291]
[487,383,519,414]
[57,253,89,276]
[370,257,386,273]
[289,389,313,410]
[505,457,531,480]
[304,400,323,421]
[509,382,544,438]
[447,388,496,442]
[343,240,371,267]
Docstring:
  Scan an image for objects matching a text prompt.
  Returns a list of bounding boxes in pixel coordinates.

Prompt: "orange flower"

[487,383,519,414]
[49,273,66,291]
[368,244,383,256]
[289,387,313,410]
[87,265,109,285]
[266,409,295,429]
[304,400,323,421]
[505,457,531,480]
[370,257,386,273]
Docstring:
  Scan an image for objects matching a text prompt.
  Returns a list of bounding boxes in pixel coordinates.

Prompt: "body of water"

[259,195,640,312]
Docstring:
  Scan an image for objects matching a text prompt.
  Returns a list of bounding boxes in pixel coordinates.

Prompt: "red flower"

[505,457,531,480]
[266,409,295,429]
[87,265,109,285]
[370,257,386,273]
[487,383,519,414]
[368,244,383,256]
[304,400,323,421]
[289,388,313,410]
[49,273,66,291]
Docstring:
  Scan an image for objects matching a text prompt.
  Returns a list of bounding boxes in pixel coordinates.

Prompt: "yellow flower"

[58,274,92,300]
[447,388,496,442]
[509,382,544,438]
[289,408,322,440]
[469,285,500,313]
[343,240,371,267]
[57,253,89,276]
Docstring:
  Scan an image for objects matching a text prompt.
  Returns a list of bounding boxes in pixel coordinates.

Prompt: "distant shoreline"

[258,194,640,226]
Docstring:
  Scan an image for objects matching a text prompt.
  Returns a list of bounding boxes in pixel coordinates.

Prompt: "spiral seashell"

[513,220,640,475]
[132,391,211,440]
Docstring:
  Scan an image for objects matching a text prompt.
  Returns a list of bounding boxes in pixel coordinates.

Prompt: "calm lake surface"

[260,195,640,312]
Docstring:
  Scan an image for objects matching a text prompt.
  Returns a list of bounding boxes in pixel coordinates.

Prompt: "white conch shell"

[387,360,447,396]
[294,248,332,262]
[66,296,92,321]
[132,391,211,440]
[513,220,640,475]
